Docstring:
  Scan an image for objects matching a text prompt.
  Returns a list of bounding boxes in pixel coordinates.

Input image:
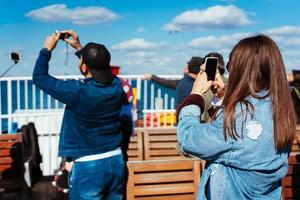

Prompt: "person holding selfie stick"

[33,30,126,200]
[177,35,296,199]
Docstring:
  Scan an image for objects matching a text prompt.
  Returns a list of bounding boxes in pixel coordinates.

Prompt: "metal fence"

[0,75,181,175]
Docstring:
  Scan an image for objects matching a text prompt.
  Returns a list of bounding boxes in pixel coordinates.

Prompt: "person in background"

[33,30,126,200]
[177,35,296,199]
[201,52,227,122]
[144,53,226,122]
[143,57,203,108]
[288,70,300,124]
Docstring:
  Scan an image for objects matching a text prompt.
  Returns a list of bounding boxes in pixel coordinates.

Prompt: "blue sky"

[1,0,300,76]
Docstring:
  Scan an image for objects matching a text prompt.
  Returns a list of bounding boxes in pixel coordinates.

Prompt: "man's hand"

[43,32,60,51]
[63,30,82,51]
[143,73,152,80]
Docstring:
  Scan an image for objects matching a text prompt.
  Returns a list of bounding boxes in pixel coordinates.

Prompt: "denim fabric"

[177,91,290,200]
[69,154,124,200]
[176,74,194,106]
[33,49,124,158]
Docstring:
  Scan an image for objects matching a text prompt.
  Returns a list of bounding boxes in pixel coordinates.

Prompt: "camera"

[56,30,71,40]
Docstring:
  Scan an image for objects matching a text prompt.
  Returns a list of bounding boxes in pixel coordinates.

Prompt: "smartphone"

[205,57,218,81]
[9,52,21,63]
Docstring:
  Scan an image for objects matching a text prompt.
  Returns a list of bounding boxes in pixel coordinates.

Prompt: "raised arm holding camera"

[33,30,126,200]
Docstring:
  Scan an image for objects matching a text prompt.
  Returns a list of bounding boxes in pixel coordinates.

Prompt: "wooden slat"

[134,183,194,196]
[127,160,194,172]
[0,149,10,156]
[128,157,142,161]
[0,157,14,164]
[0,133,22,141]
[193,160,201,197]
[292,145,299,150]
[128,143,138,149]
[127,130,144,161]
[149,149,180,156]
[142,128,177,134]
[135,194,194,200]
[148,135,178,141]
[288,155,300,164]
[148,156,185,161]
[127,151,140,157]
[0,142,21,149]
[287,164,300,175]
[0,164,12,172]
[282,176,300,187]
[130,137,138,142]
[149,142,177,149]
[284,188,300,198]
[134,171,194,184]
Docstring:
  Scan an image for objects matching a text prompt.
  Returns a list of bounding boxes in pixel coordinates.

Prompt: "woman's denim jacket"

[177,93,290,200]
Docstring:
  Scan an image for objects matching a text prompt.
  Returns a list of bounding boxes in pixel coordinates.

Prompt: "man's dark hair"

[205,52,225,75]
[291,70,300,88]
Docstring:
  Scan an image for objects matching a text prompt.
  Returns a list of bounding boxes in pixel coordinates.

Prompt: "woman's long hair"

[222,34,296,151]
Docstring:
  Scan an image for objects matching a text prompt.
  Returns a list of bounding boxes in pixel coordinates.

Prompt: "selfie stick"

[0,52,21,79]
[0,63,18,79]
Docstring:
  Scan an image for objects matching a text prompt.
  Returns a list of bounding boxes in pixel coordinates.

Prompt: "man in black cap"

[33,30,125,200]
[143,56,205,106]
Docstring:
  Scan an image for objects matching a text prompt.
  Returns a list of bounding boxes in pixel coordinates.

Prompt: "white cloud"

[111,38,167,51]
[187,26,300,72]
[189,32,251,50]
[123,56,173,67]
[264,26,300,36]
[137,27,145,33]
[263,26,300,48]
[163,5,253,33]
[25,4,119,25]
[111,39,172,71]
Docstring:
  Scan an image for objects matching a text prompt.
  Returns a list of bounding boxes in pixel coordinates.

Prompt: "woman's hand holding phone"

[191,70,213,95]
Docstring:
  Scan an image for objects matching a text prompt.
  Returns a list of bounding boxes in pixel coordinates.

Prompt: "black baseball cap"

[77,42,113,84]
[187,56,204,67]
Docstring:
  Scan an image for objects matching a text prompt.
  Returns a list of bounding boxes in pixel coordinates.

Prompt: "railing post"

[24,80,28,110]
[143,80,147,127]
[0,81,2,132]
[150,84,154,127]
[7,80,12,132]
[136,78,142,103]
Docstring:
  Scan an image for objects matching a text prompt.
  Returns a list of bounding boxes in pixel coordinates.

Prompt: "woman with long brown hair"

[177,35,296,199]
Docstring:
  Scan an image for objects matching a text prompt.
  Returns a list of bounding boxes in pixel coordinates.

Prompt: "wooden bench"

[292,127,300,154]
[282,153,300,200]
[0,133,24,178]
[127,130,144,161]
[0,133,28,199]
[142,128,185,160]
[127,159,202,200]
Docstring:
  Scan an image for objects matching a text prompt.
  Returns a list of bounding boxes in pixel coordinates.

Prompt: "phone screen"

[205,57,218,81]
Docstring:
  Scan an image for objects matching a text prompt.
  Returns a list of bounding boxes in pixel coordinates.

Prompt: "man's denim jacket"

[33,49,129,158]
[177,92,290,200]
